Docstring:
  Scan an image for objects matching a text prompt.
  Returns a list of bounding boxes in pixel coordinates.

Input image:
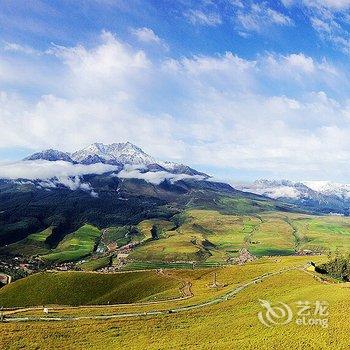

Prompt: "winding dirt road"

[2,267,302,323]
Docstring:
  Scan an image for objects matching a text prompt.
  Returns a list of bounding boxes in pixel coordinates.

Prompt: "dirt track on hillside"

[2,267,309,323]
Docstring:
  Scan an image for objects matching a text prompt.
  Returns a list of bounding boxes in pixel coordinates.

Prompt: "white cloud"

[281,0,296,6]
[262,53,340,82]
[235,3,293,33]
[116,167,206,185]
[0,160,117,180]
[304,0,350,10]
[237,182,301,199]
[0,159,205,189]
[1,31,350,181]
[38,176,98,196]
[230,0,244,8]
[310,13,350,54]
[185,9,222,26]
[3,42,42,56]
[130,27,168,49]
[0,160,118,196]
[286,0,350,54]
[285,53,315,72]
[48,30,150,97]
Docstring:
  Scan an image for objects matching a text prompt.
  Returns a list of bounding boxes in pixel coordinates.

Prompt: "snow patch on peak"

[24,149,73,162]
[24,141,209,178]
[304,181,350,199]
[237,178,350,201]
[71,142,156,165]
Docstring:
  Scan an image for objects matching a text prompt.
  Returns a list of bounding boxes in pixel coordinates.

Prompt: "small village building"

[0,273,12,285]
[117,253,129,260]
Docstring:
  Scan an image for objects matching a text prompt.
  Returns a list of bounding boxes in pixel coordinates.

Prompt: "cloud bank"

[116,168,206,185]
[0,160,118,180]
[0,160,206,192]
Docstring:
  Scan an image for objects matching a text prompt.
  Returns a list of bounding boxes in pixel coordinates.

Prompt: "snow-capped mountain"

[236,179,350,215]
[237,179,350,201]
[303,181,350,200]
[71,142,156,166]
[236,179,317,200]
[25,149,73,163]
[24,142,208,177]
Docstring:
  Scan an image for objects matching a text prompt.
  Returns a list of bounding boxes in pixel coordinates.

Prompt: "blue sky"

[2,0,350,182]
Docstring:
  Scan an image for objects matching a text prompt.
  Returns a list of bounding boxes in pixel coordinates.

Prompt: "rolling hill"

[0,269,180,307]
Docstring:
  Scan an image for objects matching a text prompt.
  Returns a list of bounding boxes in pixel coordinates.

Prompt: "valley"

[2,143,350,349]
[4,1,350,347]
[3,209,350,276]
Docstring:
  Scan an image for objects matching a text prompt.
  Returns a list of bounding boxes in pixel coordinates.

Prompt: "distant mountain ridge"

[25,142,208,177]
[236,179,350,215]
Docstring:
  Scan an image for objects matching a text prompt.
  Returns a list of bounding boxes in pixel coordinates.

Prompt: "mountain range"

[2,141,350,249]
[25,142,208,177]
[237,179,350,215]
[2,142,280,247]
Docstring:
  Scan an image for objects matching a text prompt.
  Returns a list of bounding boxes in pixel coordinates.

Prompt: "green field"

[127,210,350,264]
[40,224,101,263]
[98,219,175,250]
[0,270,181,307]
[4,210,350,268]
[0,227,53,256]
[78,256,111,271]
[292,216,350,252]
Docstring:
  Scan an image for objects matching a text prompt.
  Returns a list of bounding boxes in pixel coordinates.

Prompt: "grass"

[78,256,111,271]
[128,210,350,264]
[247,216,295,256]
[0,270,181,307]
[100,226,132,247]
[97,220,174,252]
[40,224,101,263]
[28,227,53,242]
[137,219,175,239]
[6,210,350,267]
[4,209,350,348]
[292,216,350,253]
[123,261,196,270]
[184,210,260,258]
[0,227,53,256]
[3,256,345,349]
[129,232,210,262]
[216,196,276,215]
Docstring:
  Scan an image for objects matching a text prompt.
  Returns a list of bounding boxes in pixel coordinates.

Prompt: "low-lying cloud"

[115,166,206,185]
[0,160,118,180]
[0,160,118,197]
[0,160,206,193]
[15,176,98,197]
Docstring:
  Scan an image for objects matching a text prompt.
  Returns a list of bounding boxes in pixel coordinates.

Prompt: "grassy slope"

[137,219,175,239]
[78,256,111,271]
[40,224,101,263]
[128,210,350,265]
[5,256,350,349]
[0,270,180,307]
[0,227,53,256]
[292,216,350,252]
[7,209,348,266]
[98,220,174,252]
